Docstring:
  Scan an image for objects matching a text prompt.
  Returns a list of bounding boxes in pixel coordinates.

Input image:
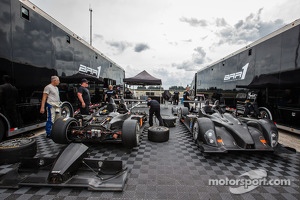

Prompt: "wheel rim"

[192,122,199,141]
[65,120,78,142]
[61,106,71,118]
[260,110,270,119]
[0,138,33,148]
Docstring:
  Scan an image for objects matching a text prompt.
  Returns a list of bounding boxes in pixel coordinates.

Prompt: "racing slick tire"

[192,119,202,142]
[52,117,79,144]
[61,102,74,118]
[122,119,140,148]
[162,116,176,127]
[178,107,189,120]
[0,138,37,164]
[148,126,169,143]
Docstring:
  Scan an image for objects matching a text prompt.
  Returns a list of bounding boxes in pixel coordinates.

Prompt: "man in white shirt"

[40,76,61,138]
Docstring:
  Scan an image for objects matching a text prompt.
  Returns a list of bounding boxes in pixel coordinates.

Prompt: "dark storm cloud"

[180,17,208,27]
[106,41,132,52]
[134,43,150,52]
[215,8,285,45]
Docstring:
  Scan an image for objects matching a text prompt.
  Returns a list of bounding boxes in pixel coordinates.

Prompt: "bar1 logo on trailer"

[224,63,249,82]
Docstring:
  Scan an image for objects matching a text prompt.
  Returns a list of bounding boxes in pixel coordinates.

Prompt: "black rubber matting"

[0,104,299,200]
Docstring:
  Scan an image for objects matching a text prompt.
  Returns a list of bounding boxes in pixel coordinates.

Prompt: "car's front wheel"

[122,119,140,148]
[52,117,78,144]
[192,120,200,142]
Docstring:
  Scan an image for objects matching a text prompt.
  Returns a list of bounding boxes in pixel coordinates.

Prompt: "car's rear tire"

[52,117,78,144]
[122,119,140,148]
[0,138,37,164]
[148,126,169,143]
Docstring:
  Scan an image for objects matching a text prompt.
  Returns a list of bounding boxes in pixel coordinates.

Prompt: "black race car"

[51,98,147,149]
[178,100,280,153]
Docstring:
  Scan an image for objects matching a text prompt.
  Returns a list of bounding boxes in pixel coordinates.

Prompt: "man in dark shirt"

[173,90,179,105]
[183,86,191,111]
[77,79,91,115]
[104,85,118,102]
[147,97,164,127]
[124,88,133,99]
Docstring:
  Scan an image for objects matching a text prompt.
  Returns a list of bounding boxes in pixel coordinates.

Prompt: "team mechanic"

[147,97,164,127]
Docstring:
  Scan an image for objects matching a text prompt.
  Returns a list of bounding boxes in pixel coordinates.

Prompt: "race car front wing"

[0,143,128,191]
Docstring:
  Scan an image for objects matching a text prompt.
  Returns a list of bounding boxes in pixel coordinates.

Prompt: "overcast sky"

[30,0,300,89]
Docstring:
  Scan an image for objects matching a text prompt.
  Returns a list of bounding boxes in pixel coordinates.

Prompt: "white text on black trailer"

[194,19,300,134]
[0,0,125,141]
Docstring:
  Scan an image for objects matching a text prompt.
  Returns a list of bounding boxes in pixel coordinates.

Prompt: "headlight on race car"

[204,129,217,146]
[270,131,278,147]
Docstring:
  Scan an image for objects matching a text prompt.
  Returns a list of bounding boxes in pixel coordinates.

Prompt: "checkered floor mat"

[1,105,299,200]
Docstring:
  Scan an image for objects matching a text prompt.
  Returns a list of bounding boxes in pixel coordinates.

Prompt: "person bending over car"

[147,97,164,127]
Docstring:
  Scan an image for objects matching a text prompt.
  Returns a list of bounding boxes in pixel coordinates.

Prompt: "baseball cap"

[81,78,89,83]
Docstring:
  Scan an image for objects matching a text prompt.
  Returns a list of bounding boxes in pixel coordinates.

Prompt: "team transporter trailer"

[0,0,125,141]
[192,19,300,134]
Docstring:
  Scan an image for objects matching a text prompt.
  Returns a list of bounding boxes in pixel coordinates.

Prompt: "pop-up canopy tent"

[123,70,162,85]
[123,70,162,102]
